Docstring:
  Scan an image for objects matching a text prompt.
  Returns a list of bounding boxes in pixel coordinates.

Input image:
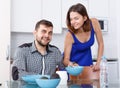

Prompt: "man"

[12,19,64,80]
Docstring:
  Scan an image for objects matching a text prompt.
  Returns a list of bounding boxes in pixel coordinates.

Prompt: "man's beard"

[36,39,49,47]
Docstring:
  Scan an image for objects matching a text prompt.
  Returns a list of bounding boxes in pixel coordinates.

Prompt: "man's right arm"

[12,47,37,80]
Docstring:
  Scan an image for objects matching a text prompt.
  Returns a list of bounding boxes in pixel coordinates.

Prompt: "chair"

[12,66,19,80]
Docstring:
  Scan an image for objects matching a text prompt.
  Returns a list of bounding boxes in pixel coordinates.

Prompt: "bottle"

[100,56,108,88]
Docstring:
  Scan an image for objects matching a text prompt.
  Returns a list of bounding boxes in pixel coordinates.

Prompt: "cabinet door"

[11,0,42,32]
[108,61,119,81]
[89,0,109,18]
[62,0,88,28]
[42,0,62,33]
[94,61,119,81]
[0,0,10,85]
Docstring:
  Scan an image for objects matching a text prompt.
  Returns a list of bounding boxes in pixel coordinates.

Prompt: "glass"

[7,79,120,88]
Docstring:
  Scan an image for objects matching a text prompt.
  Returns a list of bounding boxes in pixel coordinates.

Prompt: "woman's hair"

[35,19,53,30]
[66,3,91,33]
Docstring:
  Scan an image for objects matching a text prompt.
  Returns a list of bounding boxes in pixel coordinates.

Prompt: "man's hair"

[35,19,53,30]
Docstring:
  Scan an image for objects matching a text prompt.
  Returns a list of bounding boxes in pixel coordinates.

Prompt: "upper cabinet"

[11,0,42,32]
[11,0,62,33]
[42,0,62,33]
[62,0,89,28]
[88,0,109,18]
[11,0,109,32]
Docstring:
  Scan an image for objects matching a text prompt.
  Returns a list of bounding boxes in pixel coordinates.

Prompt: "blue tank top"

[69,24,95,66]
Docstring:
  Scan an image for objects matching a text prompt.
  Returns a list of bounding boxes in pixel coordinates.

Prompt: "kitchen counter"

[92,58,118,62]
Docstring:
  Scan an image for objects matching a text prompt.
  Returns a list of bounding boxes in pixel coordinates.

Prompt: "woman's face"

[70,11,86,30]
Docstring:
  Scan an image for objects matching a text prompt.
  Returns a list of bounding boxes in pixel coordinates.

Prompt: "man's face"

[34,24,53,46]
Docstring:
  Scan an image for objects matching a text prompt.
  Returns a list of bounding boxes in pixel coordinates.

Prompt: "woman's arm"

[91,18,104,71]
[63,32,74,66]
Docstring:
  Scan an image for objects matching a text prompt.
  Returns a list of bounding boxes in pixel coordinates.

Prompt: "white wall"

[116,0,120,80]
[0,0,10,85]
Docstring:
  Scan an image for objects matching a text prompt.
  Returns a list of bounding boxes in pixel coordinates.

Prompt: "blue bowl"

[22,84,39,88]
[22,75,50,84]
[65,66,84,76]
[36,78,60,88]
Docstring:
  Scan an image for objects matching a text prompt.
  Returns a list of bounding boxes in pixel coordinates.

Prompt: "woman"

[63,3,104,71]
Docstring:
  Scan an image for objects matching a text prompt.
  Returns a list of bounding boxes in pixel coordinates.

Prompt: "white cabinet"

[89,0,109,18]
[42,0,62,33]
[62,0,89,28]
[11,0,62,33]
[0,0,10,86]
[11,0,42,32]
[108,61,119,81]
[95,60,119,81]
[94,61,119,81]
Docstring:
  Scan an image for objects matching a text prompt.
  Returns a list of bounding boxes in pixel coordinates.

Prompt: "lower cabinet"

[108,61,119,81]
[94,60,119,81]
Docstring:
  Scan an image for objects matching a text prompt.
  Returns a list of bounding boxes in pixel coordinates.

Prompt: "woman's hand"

[68,62,79,67]
[91,62,100,71]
